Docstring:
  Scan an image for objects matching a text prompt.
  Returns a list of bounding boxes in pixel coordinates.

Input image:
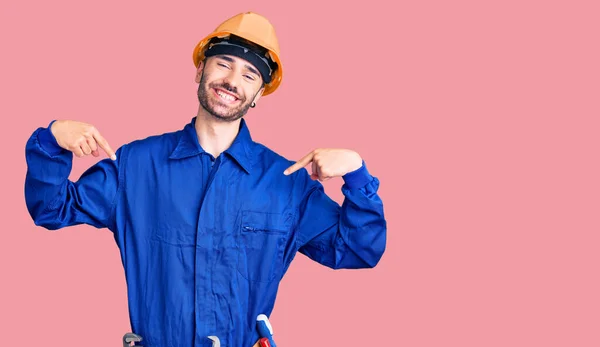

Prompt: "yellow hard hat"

[192,12,283,96]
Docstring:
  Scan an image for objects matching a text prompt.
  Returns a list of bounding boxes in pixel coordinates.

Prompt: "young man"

[24,12,387,347]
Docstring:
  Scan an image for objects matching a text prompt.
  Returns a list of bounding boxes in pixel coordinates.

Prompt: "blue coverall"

[24,117,387,347]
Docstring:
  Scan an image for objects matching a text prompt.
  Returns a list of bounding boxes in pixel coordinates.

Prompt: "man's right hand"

[50,120,117,160]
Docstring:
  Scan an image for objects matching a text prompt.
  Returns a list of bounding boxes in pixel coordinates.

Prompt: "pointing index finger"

[283,151,315,175]
[92,131,117,160]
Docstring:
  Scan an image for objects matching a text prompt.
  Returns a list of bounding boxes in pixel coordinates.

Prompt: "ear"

[252,85,265,106]
[194,60,205,83]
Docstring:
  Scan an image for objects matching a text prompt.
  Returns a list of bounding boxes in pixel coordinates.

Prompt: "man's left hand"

[283,148,363,181]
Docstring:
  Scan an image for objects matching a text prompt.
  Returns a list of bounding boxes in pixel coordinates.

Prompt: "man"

[24,12,386,347]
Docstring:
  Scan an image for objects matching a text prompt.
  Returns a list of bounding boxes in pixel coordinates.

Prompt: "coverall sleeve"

[293,161,387,269]
[24,121,123,231]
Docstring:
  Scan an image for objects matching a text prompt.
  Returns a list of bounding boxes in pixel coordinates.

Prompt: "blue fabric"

[24,117,387,347]
[36,120,64,156]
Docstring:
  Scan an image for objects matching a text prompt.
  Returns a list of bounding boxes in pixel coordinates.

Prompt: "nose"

[223,68,243,91]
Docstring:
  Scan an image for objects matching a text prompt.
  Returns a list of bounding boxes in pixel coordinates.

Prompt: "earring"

[251,102,256,108]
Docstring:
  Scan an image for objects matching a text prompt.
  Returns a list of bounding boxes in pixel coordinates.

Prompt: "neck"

[194,106,242,158]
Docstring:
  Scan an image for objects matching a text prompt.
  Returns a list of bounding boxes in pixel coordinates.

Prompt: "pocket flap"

[241,210,294,233]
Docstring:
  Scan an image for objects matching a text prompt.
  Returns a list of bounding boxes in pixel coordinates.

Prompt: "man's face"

[196,54,264,122]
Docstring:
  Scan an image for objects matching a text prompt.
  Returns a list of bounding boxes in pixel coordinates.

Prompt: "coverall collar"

[169,116,254,174]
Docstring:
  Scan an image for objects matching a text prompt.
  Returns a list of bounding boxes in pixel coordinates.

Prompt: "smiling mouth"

[213,88,240,104]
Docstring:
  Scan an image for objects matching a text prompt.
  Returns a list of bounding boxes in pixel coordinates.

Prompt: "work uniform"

[24,117,387,347]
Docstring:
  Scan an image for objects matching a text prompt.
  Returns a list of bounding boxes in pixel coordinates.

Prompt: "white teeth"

[216,90,235,101]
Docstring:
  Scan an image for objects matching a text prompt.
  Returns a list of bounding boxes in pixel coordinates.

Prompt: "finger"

[87,139,99,157]
[284,151,315,175]
[71,145,84,158]
[92,131,117,160]
[310,160,318,180]
[319,166,333,181]
[87,137,98,152]
[316,165,327,182]
[80,141,92,156]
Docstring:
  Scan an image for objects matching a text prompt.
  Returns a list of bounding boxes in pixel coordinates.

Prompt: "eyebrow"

[216,55,261,78]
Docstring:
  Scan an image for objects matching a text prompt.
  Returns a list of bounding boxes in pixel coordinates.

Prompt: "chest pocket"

[237,210,294,283]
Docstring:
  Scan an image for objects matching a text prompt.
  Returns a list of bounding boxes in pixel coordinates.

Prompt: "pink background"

[1,0,599,346]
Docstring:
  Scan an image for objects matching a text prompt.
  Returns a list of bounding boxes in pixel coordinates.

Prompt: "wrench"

[256,314,276,347]
[122,333,143,347]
